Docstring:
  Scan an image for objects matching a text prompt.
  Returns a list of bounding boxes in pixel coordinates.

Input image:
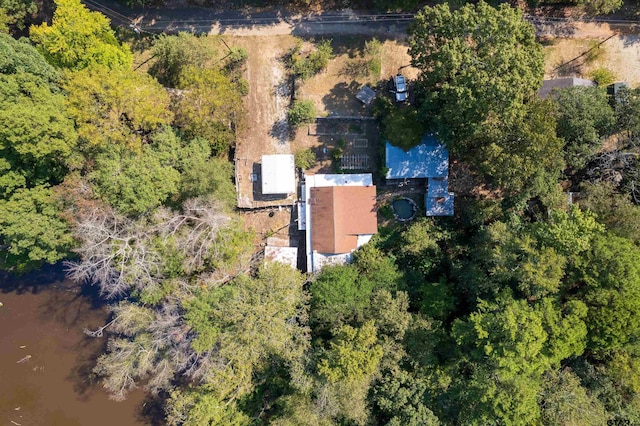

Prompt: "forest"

[2,0,640,424]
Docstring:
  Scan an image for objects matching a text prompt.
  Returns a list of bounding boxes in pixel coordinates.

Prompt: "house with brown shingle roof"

[301,174,377,272]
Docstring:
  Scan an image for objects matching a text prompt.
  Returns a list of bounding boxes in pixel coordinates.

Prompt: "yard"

[229,34,420,208]
[132,24,640,234]
[543,23,640,84]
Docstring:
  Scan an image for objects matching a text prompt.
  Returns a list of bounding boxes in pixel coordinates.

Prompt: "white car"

[393,74,408,102]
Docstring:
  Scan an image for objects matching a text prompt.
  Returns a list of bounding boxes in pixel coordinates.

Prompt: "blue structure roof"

[427,177,449,198]
[385,135,449,179]
[426,193,454,216]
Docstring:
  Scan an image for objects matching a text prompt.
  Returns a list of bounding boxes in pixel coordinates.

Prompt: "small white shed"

[261,154,296,194]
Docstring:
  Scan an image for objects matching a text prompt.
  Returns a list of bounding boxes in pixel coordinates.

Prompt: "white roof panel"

[262,155,296,194]
[265,246,298,269]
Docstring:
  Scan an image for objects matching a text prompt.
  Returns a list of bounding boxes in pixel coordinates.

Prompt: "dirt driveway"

[230,35,299,208]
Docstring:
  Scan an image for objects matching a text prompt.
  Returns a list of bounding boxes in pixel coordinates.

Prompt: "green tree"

[288,38,333,80]
[408,2,543,152]
[372,368,441,426]
[89,146,181,216]
[554,86,615,169]
[174,67,244,156]
[288,99,316,126]
[0,0,36,32]
[149,32,216,88]
[309,264,366,332]
[533,206,604,257]
[352,243,403,293]
[166,388,250,426]
[615,86,640,140]
[65,66,173,152]
[452,296,587,425]
[570,357,640,424]
[318,320,383,383]
[315,320,384,425]
[30,0,132,70]
[150,127,236,208]
[294,148,316,170]
[580,233,640,356]
[576,0,623,15]
[579,181,640,241]
[0,8,8,33]
[479,99,565,201]
[0,185,74,272]
[456,367,543,426]
[0,72,77,187]
[183,263,309,398]
[540,369,608,426]
[0,33,60,86]
[382,106,425,150]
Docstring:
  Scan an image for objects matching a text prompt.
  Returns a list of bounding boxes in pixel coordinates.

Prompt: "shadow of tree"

[65,333,106,398]
[321,81,366,116]
[0,262,67,295]
[554,59,584,77]
[269,118,292,144]
[138,392,167,426]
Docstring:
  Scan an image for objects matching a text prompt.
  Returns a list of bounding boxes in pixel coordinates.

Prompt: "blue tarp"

[427,177,449,197]
[425,193,455,216]
[385,135,449,179]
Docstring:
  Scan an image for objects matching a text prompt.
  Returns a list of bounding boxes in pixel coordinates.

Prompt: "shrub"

[294,148,316,170]
[226,47,248,69]
[288,100,316,126]
[589,67,617,87]
[364,38,382,57]
[379,204,394,220]
[332,147,343,160]
[369,57,381,78]
[290,39,333,80]
[236,78,249,96]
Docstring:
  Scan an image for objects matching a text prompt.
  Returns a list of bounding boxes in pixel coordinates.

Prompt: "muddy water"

[0,265,147,425]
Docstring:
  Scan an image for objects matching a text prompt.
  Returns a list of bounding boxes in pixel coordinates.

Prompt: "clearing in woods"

[230,34,418,208]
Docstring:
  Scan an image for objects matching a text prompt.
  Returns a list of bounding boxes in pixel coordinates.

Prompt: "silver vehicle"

[393,74,408,102]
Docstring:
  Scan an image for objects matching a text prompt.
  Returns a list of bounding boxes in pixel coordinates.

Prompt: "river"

[0,264,148,425]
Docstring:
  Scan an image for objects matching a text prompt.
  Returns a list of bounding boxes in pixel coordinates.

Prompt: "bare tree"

[66,198,234,298]
[65,206,163,298]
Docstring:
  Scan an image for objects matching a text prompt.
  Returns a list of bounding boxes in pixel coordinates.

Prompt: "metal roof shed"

[356,86,376,105]
[538,77,596,99]
[262,154,296,194]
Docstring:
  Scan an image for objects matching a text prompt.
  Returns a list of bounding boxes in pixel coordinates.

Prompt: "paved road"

[83,0,640,37]
[83,0,414,35]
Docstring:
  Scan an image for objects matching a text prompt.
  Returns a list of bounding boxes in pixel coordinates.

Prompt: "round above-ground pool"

[391,197,418,222]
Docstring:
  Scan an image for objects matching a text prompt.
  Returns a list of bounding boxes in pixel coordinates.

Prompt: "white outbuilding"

[261,154,296,195]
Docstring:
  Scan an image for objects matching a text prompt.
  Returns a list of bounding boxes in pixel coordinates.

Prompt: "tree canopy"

[0,186,74,272]
[64,66,173,152]
[408,2,544,153]
[30,0,132,70]
[554,86,615,169]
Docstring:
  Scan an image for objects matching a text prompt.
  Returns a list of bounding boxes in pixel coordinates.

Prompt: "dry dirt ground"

[296,36,418,116]
[543,22,640,84]
[228,35,299,208]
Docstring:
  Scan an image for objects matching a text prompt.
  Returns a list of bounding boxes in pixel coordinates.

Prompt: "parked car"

[393,74,408,102]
